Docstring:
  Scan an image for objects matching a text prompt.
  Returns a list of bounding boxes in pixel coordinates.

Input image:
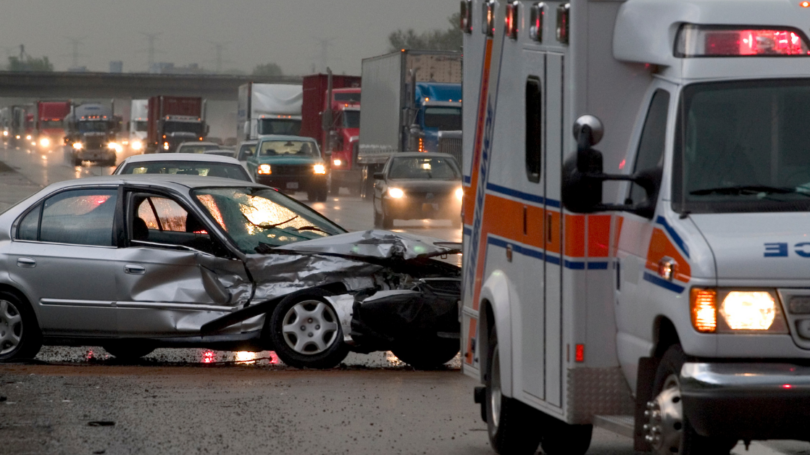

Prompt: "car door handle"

[16,258,36,268]
[124,265,146,275]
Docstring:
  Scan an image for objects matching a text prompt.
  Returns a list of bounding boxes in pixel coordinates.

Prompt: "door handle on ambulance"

[124,265,146,275]
[16,258,36,268]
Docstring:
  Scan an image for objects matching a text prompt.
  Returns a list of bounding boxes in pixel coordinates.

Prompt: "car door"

[114,189,251,336]
[7,187,120,335]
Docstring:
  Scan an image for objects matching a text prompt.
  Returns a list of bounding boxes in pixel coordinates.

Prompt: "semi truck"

[128,99,148,152]
[64,102,119,166]
[146,96,208,154]
[8,105,33,146]
[460,0,810,454]
[358,50,462,198]
[35,101,71,150]
[301,70,362,195]
[237,83,302,141]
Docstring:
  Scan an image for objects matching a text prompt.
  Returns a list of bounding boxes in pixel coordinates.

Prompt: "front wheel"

[645,345,737,455]
[268,289,349,369]
[0,291,42,363]
[486,328,543,455]
[391,337,459,370]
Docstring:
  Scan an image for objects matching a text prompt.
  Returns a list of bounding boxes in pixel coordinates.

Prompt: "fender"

[479,270,516,398]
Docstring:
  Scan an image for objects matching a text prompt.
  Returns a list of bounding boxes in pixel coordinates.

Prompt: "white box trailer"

[237,83,303,141]
[461,0,810,454]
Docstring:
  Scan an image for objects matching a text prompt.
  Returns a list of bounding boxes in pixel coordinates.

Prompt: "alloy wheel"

[281,300,339,355]
[0,299,23,356]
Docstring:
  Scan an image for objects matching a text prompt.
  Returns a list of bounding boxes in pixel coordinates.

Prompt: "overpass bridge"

[0,71,302,101]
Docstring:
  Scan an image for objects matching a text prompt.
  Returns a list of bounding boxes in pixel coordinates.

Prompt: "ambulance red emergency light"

[460,0,810,454]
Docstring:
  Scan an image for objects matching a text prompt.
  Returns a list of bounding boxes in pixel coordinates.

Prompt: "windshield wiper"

[242,214,300,229]
[691,185,799,196]
[296,225,330,234]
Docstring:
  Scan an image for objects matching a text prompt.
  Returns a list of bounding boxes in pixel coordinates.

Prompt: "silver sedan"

[0,176,461,368]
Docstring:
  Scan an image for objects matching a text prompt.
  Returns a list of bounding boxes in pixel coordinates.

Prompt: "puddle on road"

[35,347,460,371]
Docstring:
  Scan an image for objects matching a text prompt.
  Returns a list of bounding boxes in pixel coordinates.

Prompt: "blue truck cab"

[413,83,462,153]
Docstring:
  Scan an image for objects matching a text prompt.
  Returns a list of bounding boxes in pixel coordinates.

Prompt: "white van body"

[461,0,810,453]
[237,84,303,141]
[129,100,148,151]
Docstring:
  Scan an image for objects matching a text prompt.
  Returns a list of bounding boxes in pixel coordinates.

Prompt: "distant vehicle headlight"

[388,188,405,199]
[314,164,327,175]
[131,140,143,151]
[456,187,464,201]
[25,135,32,140]
[258,164,272,175]
[163,142,170,151]
[72,142,83,150]
[15,135,20,140]
[39,137,50,148]
[2,131,8,137]
[107,142,122,152]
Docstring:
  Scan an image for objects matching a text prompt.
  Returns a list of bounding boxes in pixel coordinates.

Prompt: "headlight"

[3,131,8,137]
[456,187,464,201]
[314,164,327,175]
[388,188,405,199]
[72,142,83,150]
[131,140,143,151]
[258,164,272,175]
[25,135,32,140]
[108,142,121,152]
[333,159,342,167]
[163,142,170,151]
[39,137,50,147]
[690,288,788,333]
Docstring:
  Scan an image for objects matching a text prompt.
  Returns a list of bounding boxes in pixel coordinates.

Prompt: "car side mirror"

[373,172,385,180]
[562,115,660,217]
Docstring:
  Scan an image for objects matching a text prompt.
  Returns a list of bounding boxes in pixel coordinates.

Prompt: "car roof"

[42,175,267,193]
[239,141,258,146]
[178,142,220,147]
[256,135,317,143]
[389,152,457,160]
[119,154,242,165]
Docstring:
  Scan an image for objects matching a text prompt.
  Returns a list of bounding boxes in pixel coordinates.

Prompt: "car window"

[120,161,251,181]
[130,194,222,255]
[258,141,319,158]
[17,204,41,241]
[388,156,460,180]
[238,144,256,161]
[33,189,118,246]
[178,145,217,154]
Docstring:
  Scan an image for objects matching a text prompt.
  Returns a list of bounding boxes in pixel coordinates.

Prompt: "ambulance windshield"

[674,79,810,213]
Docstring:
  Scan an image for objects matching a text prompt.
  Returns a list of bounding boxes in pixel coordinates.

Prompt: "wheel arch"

[653,316,681,359]
[478,271,515,397]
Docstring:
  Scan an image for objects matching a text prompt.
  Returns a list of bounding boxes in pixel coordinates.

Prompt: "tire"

[306,190,316,202]
[103,343,155,362]
[267,289,349,369]
[646,345,737,455]
[317,185,328,202]
[486,327,543,455]
[391,337,459,370]
[0,291,42,362]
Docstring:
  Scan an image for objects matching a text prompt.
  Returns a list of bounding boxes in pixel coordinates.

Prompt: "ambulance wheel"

[267,289,349,370]
[539,419,592,455]
[485,329,543,455]
[391,337,459,370]
[645,345,737,455]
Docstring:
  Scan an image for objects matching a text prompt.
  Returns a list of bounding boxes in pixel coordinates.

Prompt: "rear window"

[120,162,251,182]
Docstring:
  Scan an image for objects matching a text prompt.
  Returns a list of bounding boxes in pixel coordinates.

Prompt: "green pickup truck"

[246,135,329,202]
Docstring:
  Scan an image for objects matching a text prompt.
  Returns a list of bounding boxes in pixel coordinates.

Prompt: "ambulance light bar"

[482,0,495,37]
[506,1,519,40]
[676,25,810,57]
[530,3,545,43]
[460,0,473,34]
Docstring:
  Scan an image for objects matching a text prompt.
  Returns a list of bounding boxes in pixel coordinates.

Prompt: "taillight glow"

[678,25,810,57]
[575,344,585,362]
[801,1,810,7]
[691,288,718,333]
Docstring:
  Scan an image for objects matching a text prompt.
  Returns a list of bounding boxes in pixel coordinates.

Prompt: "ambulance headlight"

[691,288,788,334]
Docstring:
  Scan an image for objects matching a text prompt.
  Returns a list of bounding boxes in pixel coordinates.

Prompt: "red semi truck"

[35,101,72,150]
[146,96,208,154]
[301,71,361,195]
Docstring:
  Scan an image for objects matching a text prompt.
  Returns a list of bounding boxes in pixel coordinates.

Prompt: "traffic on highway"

[1,1,810,454]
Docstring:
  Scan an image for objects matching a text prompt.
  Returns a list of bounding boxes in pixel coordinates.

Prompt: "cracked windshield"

[195,187,344,252]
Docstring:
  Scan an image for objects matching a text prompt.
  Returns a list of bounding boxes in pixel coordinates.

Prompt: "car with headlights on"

[246,135,329,202]
[174,142,221,155]
[0,176,461,369]
[372,153,463,229]
[114,154,253,182]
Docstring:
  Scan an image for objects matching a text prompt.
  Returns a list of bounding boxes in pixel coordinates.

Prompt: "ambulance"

[460,0,810,453]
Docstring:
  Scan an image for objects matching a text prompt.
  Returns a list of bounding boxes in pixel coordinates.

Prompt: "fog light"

[259,164,272,175]
[388,188,405,199]
[720,291,777,331]
[314,164,327,175]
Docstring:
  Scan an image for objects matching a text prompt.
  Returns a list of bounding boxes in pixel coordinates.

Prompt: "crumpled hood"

[691,213,810,280]
[275,230,461,261]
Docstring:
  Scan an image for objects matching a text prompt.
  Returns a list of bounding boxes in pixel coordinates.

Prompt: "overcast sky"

[0,0,457,75]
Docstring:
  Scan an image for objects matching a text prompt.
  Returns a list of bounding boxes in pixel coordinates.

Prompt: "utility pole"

[208,41,231,74]
[138,32,162,69]
[65,37,85,68]
[312,37,337,73]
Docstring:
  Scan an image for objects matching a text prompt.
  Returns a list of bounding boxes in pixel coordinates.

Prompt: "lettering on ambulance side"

[764,243,810,258]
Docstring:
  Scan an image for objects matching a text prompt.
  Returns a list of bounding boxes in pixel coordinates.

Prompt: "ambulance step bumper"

[593,415,634,438]
[680,362,810,441]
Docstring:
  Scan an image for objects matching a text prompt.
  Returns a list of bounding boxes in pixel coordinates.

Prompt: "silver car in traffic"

[0,176,461,368]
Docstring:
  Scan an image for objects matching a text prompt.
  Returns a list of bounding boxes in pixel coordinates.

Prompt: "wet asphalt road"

[0,144,806,454]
